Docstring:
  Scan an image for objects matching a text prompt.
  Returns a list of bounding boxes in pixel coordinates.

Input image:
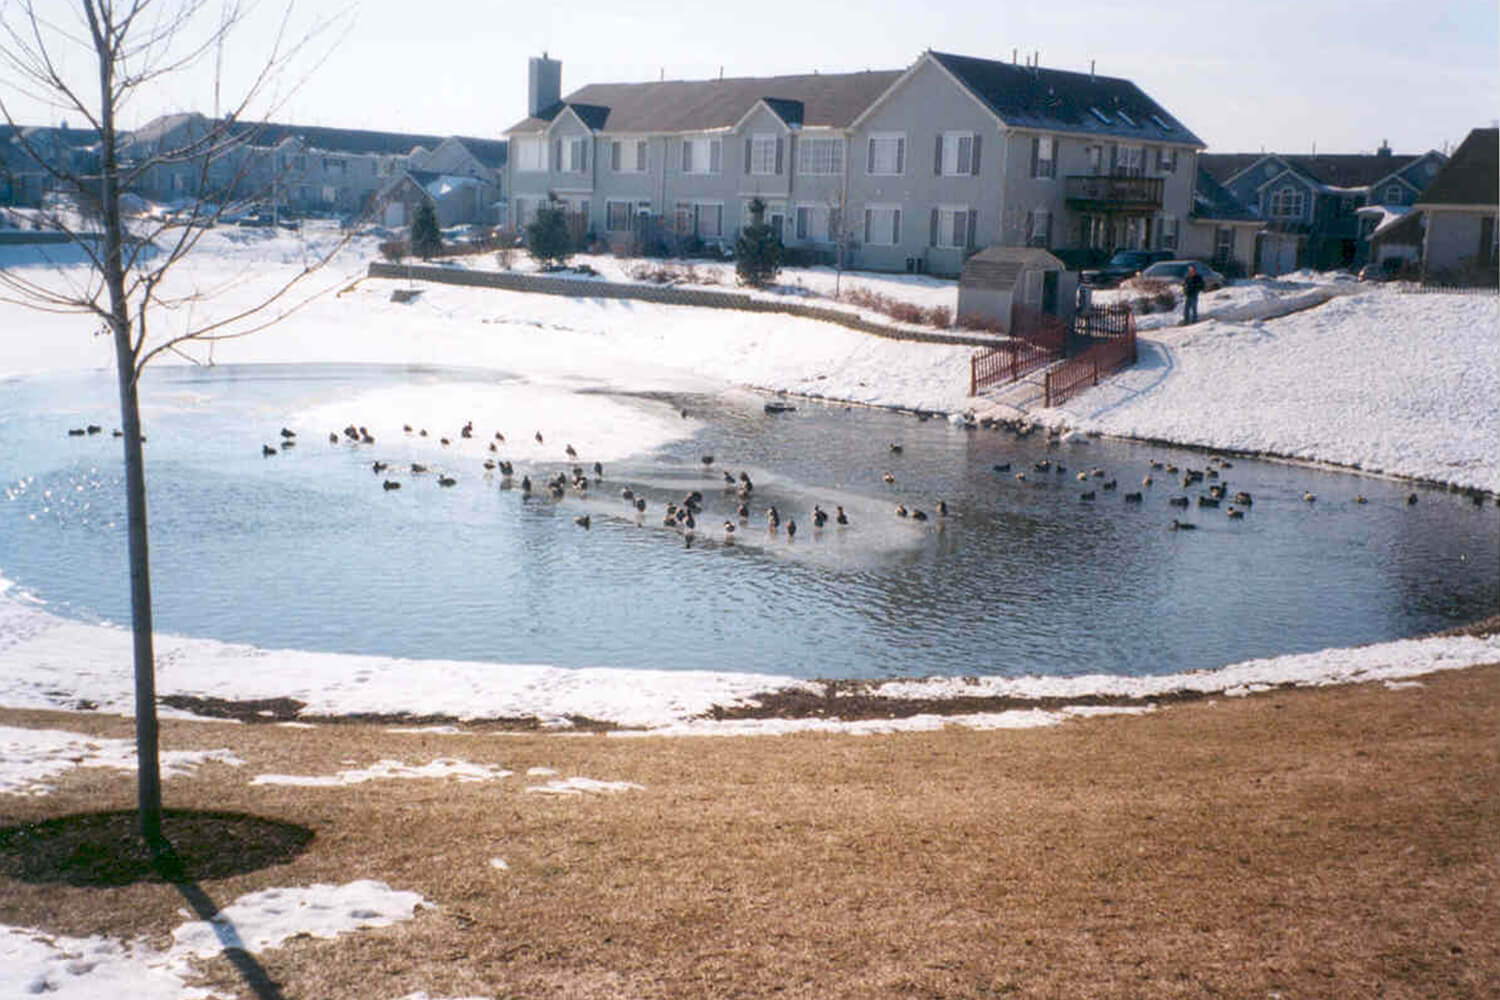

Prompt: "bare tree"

[0,0,352,848]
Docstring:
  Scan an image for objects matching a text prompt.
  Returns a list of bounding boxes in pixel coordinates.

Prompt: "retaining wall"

[366,261,1003,348]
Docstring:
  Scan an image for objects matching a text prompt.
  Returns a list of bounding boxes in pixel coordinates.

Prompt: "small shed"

[956,246,1077,333]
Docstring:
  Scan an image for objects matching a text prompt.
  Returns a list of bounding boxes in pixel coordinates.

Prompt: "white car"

[1140,260,1226,290]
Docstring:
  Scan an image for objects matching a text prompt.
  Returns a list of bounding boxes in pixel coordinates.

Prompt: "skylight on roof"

[1150,113,1173,131]
[1116,110,1137,127]
[1089,107,1112,124]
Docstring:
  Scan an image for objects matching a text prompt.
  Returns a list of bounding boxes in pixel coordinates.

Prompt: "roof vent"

[1117,110,1137,127]
[1089,107,1111,124]
[1150,113,1172,131]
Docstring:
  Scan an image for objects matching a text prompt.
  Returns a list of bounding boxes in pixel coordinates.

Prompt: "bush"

[410,201,442,259]
[525,204,573,267]
[734,197,782,289]
[378,239,408,263]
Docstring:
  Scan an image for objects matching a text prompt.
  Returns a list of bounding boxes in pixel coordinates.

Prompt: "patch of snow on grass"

[250,758,511,787]
[524,777,645,795]
[0,726,242,797]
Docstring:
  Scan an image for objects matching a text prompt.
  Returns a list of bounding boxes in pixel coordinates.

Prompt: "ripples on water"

[0,363,1495,680]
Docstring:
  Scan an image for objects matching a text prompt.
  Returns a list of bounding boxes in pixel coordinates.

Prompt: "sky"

[4,0,1497,155]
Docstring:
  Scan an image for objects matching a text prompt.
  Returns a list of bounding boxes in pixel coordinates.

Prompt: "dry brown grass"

[2,664,1498,998]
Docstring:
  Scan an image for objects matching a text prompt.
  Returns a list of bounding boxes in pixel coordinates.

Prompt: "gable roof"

[120,113,503,163]
[1416,128,1498,207]
[506,69,901,136]
[1202,150,1437,192]
[927,51,1202,146]
[1191,166,1259,222]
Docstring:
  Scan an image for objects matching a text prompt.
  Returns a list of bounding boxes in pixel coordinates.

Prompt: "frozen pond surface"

[1,363,1495,681]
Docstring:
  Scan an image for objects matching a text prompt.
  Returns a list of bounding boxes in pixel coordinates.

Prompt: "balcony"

[1064,175,1163,213]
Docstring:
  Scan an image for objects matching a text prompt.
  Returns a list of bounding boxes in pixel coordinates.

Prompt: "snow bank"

[0,725,241,796]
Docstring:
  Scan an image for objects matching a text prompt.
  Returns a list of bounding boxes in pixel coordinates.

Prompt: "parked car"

[1081,249,1175,287]
[1358,258,1403,282]
[1139,259,1226,291]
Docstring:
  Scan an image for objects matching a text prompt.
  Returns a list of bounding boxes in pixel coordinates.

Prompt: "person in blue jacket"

[1182,264,1205,325]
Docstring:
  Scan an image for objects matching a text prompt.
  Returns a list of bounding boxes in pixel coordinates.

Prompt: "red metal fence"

[1043,309,1137,408]
[969,337,1058,394]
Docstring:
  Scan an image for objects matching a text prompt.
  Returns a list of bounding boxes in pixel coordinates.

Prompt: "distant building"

[1413,127,1498,286]
[1201,143,1447,274]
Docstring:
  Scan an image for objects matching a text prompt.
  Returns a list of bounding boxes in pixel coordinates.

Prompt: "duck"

[382,480,401,491]
[1406,493,1419,506]
[372,461,389,474]
[111,429,123,438]
[1198,496,1220,508]
[360,432,375,445]
[344,424,359,440]
[565,444,577,458]
[882,472,895,484]
[411,463,428,474]
[1207,484,1226,500]
[328,432,339,444]
[1142,475,1153,487]
[440,437,451,446]
[520,475,532,495]
[812,506,829,528]
[483,459,496,471]
[1168,496,1190,508]
[403,424,413,433]
[437,475,457,488]
[593,461,604,477]
[889,443,903,454]
[548,482,565,500]
[1233,491,1253,506]
[621,487,636,502]
[498,461,513,476]
[701,455,715,467]
[1149,460,1165,470]
[1170,519,1197,531]
[489,442,498,453]
[993,463,1011,473]
[261,444,277,456]
[419,429,428,437]
[786,518,797,538]
[1355,495,1368,504]
[723,521,736,537]
[494,431,505,442]
[1123,491,1143,503]
[1076,471,1090,482]
[835,506,848,526]
[767,505,781,529]
[1015,472,1027,482]
[280,439,297,449]
[736,502,749,520]
[635,497,647,513]
[1102,479,1117,491]
[461,420,473,439]
[1303,491,1316,502]
[534,431,544,444]
[723,470,736,485]
[280,428,296,439]
[1080,491,1096,502]
[683,513,696,531]
[936,500,949,517]
[895,504,908,518]
[1034,459,1051,472]
[574,514,591,530]
[1227,508,1245,519]
[910,509,928,521]
[1165,463,1178,474]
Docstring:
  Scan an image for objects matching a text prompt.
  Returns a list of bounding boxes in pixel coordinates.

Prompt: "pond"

[1,363,1495,681]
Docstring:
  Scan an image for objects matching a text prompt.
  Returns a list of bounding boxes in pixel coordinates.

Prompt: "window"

[1158,214,1178,250]
[1117,146,1145,177]
[939,132,979,176]
[932,206,972,249]
[863,205,902,245]
[515,138,547,172]
[1116,110,1137,128]
[1214,226,1234,266]
[693,202,723,239]
[611,140,647,173]
[605,200,635,232]
[322,158,345,175]
[320,185,337,204]
[1155,147,1178,173]
[1025,208,1051,248]
[746,134,781,175]
[796,205,829,242]
[866,134,905,176]
[682,137,722,174]
[1269,185,1305,219]
[1029,136,1055,179]
[1089,107,1112,124]
[797,137,844,175]
[1086,145,1104,175]
[1383,183,1403,204]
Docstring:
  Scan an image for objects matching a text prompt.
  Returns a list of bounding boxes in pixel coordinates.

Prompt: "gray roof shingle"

[1416,128,1497,206]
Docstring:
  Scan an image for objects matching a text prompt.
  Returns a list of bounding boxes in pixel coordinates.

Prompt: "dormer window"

[1383,183,1403,204]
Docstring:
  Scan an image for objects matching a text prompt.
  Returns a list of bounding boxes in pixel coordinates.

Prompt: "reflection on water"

[1,363,1496,680]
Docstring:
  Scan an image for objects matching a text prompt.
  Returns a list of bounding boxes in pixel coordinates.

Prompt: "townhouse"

[1413,127,1498,285]
[504,50,1206,276]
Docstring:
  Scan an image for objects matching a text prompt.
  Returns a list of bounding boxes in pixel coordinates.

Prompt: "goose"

[993,463,1011,473]
[279,428,296,439]
[461,421,473,439]
[565,444,577,458]
[382,480,401,491]
[1227,508,1245,519]
[936,499,949,517]
[1170,519,1197,531]
[574,514,591,530]
[1080,491,1095,502]
[372,461,389,474]
[895,504,909,518]
[262,444,277,456]
[1406,493,1419,505]
[767,505,781,529]
[437,475,457,488]
[835,506,848,526]
[1123,491,1143,503]
[882,472,895,484]
[635,497,647,513]
[411,463,428,474]
[520,475,532,495]
[1168,496,1190,508]
[786,518,797,538]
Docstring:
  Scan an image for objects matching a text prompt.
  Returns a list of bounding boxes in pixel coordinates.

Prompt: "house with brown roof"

[503,51,1205,276]
[1413,127,1497,286]
[1201,143,1447,274]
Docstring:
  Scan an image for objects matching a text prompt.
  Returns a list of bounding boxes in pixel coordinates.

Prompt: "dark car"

[1081,249,1175,287]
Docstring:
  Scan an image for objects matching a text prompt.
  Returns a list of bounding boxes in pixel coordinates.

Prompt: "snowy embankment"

[1,229,1497,737]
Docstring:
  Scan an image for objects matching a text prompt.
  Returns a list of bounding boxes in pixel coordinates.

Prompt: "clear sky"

[8,0,1498,155]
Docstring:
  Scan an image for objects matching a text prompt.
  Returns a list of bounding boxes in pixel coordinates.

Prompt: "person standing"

[1181,264,1205,325]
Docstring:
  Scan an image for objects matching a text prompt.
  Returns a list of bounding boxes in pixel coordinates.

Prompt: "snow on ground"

[1,229,1497,736]
[524,777,645,795]
[249,758,512,787]
[0,725,241,796]
[1,880,427,1000]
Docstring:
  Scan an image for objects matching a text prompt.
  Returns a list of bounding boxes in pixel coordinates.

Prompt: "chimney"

[1090,59,1095,81]
[527,53,562,117]
[1012,48,1017,64]
[1376,138,1392,158]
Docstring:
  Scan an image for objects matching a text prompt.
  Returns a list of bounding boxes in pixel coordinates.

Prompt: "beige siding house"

[504,51,1205,276]
[1414,128,1498,285]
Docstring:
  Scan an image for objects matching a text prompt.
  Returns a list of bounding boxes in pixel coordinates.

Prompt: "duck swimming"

[835,506,848,525]
[382,480,401,491]
[574,514,590,530]
[767,505,780,529]
[437,475,457,488]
